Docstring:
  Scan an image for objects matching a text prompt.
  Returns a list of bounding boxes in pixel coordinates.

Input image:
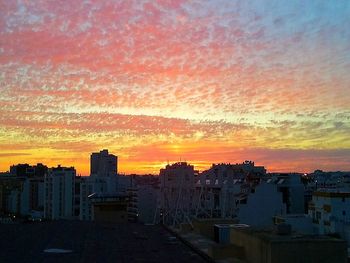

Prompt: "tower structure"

[90,149,118,177]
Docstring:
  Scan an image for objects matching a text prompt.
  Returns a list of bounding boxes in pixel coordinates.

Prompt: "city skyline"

[1,1,350,175]
[1,152,349,176]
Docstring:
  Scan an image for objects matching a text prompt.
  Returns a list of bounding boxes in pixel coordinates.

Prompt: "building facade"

[238,183,286,227]
[80,175,132,221]
[160,162,197,225]
[44,166,76,220]
[309,189,350,244]
[90,149,118,177]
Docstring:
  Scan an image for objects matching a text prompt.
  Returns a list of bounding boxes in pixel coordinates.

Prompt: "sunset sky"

[0,0,349,175]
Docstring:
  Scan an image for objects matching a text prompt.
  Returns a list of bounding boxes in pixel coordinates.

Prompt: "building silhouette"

[90,149,118,177]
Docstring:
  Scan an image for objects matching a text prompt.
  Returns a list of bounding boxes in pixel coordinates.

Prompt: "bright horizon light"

[0,1,349,175]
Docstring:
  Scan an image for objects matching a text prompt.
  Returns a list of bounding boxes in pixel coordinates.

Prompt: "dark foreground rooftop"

[0,221,207,263]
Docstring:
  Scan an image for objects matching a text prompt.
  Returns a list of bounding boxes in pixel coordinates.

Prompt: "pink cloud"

[0,0,349,173]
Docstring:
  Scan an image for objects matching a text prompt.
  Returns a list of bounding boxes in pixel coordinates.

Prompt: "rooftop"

[233,226,346,243]
[0,221,207,263]
[313,190,350,198]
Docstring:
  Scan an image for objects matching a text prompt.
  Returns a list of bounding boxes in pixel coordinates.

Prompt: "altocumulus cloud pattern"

[0,0,349,174]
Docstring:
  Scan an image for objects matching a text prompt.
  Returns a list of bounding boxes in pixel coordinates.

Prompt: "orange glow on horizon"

[0,1,349,174]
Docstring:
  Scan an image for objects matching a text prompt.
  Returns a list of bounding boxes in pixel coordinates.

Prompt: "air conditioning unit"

[214,224,231,244]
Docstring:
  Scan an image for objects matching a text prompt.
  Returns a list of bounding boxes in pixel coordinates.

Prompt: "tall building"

[1,168,45,218]
[90,149,118,177]
[44,165,76,220]
[73,176,82,219]
[0,175,25,215]
[29,177,45,212]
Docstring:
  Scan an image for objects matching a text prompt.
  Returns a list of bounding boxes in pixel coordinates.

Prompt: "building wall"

[117,176,132,192]
[80,178,92,220]
[230,228,347,263]
[192,219,238,240]
[6,180,31,216]
[284,175,305,214]
[34,178,45,212]
[198,162,266,188]
[79,175,130,221]
[92,202,128,223]
[137,185,159,224]
[238,183,286,227]
[160,162,196,225]
[20,179,30,215]
[160,162,195,188]
[90,149,118,177]
[7,190,20,214]
[230,229,269,263]
[44,167,75,220]
[0,177,25,215]
[273,215,314,234]
[271,174,305,214]
[309,191,350,243]
[269,240,347,263]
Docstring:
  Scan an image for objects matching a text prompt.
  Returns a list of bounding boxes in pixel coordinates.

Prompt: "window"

[343,211,346,216]
[342,197,345,202]
[316,211,322,220]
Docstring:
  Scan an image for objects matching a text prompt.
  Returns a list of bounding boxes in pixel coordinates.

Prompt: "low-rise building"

[80,175,132,221]
[89,193,129,223]
[230,225,347,263]
[237,183,286,227]
[309,189,350,244]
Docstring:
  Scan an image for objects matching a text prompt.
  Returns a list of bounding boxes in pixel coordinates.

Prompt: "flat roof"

[0,221,207,263]
[232,227,346,243]
[313,191,350,198]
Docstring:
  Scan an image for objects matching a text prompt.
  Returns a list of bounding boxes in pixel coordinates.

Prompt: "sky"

[0,0,349,175]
